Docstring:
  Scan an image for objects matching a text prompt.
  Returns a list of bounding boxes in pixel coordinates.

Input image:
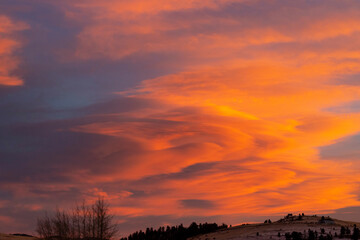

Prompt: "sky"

[1,0,360,237]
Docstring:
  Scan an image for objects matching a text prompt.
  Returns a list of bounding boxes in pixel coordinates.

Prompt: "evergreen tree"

[353,225,359,240]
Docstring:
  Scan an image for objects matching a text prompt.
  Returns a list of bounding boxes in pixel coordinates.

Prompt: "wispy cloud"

[0,15,28,86]
[0,0,360,236]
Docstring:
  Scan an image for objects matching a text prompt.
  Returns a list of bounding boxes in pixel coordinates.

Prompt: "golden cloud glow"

[59,1,360,223]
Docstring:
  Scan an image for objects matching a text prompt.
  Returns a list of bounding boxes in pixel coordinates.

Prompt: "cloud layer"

[0,0,360,237]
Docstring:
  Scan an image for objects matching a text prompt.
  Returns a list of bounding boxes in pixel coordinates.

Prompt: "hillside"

[0,233,37,240]
[0,215,358,240]
[188,215,360,240]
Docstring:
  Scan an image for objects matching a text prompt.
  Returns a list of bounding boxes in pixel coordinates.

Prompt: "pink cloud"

[0,15,28,86]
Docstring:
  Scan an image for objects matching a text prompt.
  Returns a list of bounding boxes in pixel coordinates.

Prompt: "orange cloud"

[71,0,242,16]
[68,0,360,65]
[0,15,28,86]
[65,70,359,223]
[69,50,360,220]
[66,0,294,60]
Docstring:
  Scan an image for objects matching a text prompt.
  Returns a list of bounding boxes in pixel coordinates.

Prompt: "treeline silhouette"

[281,225,359,240]
[36,198,118,240]
[120,222,228,240]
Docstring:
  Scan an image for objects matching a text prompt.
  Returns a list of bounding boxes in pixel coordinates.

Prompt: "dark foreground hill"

[0,233,36,240]
[188,215,360,240]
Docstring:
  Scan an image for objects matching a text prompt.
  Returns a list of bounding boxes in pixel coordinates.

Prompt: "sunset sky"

[1,0,360,237]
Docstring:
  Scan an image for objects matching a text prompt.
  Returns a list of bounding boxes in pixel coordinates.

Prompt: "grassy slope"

[188,215,360,240]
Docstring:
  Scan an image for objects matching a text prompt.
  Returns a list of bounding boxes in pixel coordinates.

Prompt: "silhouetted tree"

[291,231,303,240]
[285,232,291,240]
[308,229,316,240]
[353,225,360,240]
[120,222,227,240]
[36,198,118,240]
[340,226,346,238]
